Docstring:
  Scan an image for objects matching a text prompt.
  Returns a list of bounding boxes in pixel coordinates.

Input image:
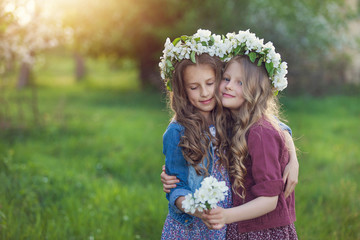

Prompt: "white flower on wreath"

[194,29,212,42]
[273,75,288,91]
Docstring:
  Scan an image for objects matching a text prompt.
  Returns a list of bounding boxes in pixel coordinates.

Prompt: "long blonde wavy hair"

[168,53,223,175]
[216,55,284,200]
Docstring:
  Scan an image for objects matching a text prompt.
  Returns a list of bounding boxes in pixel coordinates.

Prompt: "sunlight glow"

[3,0,75,26]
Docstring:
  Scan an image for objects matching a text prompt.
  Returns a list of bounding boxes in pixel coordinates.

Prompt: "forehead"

[224,61,243,75]
[183,64,215,84]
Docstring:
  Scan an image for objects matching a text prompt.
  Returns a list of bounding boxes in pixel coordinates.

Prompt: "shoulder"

[247,119,286,159]
[247,119,282,145]
[164,121,184,136]
[163,121,185,143]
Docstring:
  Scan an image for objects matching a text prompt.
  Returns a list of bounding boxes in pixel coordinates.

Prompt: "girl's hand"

[283,159,299,198]
[202,207,227,230]
[161,165,179,193]
[283,131,299,198]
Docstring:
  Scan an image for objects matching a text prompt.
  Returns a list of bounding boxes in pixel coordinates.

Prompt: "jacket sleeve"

[163,124,192,213]
[278,121,292,136]
[248,125,284,197]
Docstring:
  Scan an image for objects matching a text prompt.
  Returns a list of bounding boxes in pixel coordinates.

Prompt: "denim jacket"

[163,121,214,226]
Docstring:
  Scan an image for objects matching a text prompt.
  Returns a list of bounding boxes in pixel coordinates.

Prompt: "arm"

[282,131,299,198]
[162,125,192,212]
[160,165,179,193]
[278,120,299,198]
[203,196,278,229]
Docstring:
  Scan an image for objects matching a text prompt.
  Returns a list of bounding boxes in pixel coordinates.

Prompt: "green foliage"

[1,88,359,239]
[0,55,359,239]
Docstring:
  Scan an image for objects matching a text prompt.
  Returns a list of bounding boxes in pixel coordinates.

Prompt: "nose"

[224,80,233,91]
[200,85,210,97]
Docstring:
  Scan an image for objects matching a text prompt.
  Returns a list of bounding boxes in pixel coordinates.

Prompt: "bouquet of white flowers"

[182,176,229,214]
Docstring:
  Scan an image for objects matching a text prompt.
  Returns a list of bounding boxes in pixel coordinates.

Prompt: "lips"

[200,97,214,104]
[222,92,234,98]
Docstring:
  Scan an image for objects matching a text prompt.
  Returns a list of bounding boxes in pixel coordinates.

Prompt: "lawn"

[0,52,359,239]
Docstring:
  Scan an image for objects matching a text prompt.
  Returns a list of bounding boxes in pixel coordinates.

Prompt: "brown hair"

[167,53,223,175]
[216,55,284,199]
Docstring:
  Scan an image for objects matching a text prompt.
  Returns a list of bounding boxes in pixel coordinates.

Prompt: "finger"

[284,181,296,198]
[163,187,170,193]
[203,213,221,222]
[161,173,178,181]
[210,223,224,230]
[162,165,165,172]
[282,169,289,184]
[163,184,177,189]
[163,179,179,185]
[208,208,221,215]
[204,222,212,229]
[284,184,292,198]
[208,218,221,225]
[161,174,178,184]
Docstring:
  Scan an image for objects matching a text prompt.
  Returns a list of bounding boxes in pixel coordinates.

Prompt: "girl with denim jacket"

[160,52,233,240]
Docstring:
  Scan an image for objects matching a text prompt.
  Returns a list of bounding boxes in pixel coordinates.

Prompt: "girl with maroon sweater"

[202,55,298,239]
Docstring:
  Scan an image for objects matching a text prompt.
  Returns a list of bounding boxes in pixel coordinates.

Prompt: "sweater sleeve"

[247,124,285,197]
[163,123,192,213]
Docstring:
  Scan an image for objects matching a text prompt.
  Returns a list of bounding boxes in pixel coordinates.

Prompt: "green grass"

[0,51,359,239]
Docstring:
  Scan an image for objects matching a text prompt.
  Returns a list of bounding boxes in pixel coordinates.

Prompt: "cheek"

[235,86,244,98]
[209,85,216,95]
[219,82,225,92]
[186,90,196,103]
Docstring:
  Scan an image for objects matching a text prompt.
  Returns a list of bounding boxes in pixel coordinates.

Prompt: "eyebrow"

[186,77,215,85]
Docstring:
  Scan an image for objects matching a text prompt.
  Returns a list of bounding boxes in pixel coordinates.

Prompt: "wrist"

[289,155,299,165]
[224,208,232,225]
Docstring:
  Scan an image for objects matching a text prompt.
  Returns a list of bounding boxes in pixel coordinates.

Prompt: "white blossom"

[194,29,212,42]
[182,193,197,214]
[182,176,229,213]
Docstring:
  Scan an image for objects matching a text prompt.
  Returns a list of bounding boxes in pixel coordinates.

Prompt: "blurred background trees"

[1,0,359,92]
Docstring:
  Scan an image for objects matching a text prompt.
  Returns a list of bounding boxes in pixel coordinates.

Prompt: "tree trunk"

[138,36,163,90]
[139,57,163,90]
[74,52,86,81]
[17,61,31,89]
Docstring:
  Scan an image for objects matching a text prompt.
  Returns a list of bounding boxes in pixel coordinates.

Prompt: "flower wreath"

[159,29,288,94]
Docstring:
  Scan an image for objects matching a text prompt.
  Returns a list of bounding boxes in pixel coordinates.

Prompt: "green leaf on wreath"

[257,57,264,66]
[209,36,215,46]
[172,37,181,46]
[269,68,275,77]
[265,62,273,74]
[190,51,196,63]
[166,59,173,68]
[201,41,207,46]
[249,52,257,63]
[166,80,172,91]
[234,45,241,55]
[181,35,189,42]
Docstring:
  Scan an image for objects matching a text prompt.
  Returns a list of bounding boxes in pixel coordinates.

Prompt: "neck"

[201,112,213,125]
